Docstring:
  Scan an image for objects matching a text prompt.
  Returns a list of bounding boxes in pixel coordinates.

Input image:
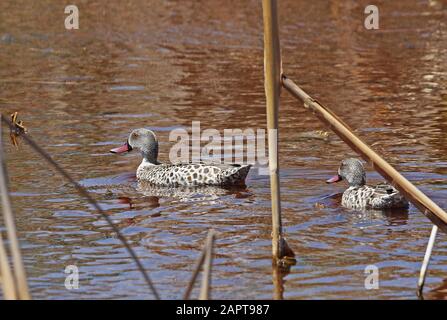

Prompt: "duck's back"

[137,162,251,187]
[342,183,409,209]
[368,183,409,209]
[342,186,374,209]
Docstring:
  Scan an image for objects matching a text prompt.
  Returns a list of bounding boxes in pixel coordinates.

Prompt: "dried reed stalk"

[262,0,291,261]
[417,225,438,296]
[199,230,215,300]
[183,229,215,300]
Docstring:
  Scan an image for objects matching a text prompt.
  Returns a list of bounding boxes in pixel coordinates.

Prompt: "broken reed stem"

[282,76,447,233]
[0,227,17,299]
[0,117,30,299]
[183,245,206,299]
[417,225,438,296]
[199,230,215,300]
[262,0,285,261]
[183,229,215,300]
[0,115,160,300]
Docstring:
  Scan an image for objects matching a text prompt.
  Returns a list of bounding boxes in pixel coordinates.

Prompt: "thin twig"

[183,247,206,300]
[183,230,215,300]
[0,115,160,299]
[0,117,30,299]
[199,230,215,300]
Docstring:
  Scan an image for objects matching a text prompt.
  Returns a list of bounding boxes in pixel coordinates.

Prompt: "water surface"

[0,0,447,299]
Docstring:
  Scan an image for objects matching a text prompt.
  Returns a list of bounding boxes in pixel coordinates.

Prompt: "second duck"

[326,158,409,210]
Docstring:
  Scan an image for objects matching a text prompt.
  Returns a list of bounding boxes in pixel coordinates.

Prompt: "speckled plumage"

[137,161,251,187]
[328,158,409,210]
[111,128,251,187]
[342,183,409,210]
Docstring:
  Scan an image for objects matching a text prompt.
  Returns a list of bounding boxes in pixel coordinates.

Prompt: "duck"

[110,128,251,187]
[326,158,409,210]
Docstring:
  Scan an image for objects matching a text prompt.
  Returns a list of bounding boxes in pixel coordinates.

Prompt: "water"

[0,0,447,299]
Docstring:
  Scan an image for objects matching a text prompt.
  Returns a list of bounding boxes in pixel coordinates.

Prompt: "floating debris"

[10,112,28,134]
[9,112,28,149]
[314,202,326,209]
[104,189,114,199]
[295,130,330,141]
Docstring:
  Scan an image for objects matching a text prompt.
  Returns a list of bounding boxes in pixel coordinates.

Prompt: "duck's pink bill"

[326,175,342,183]
[110,143,130,154]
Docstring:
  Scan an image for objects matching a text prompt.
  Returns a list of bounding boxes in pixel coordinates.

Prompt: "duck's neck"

[141,145,160,165]
[140,141,160,165]
[349,181,366,188]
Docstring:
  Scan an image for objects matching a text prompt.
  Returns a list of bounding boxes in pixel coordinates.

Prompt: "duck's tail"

[231,164,252,185]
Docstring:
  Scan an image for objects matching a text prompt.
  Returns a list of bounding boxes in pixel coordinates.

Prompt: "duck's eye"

[131,133,139,139]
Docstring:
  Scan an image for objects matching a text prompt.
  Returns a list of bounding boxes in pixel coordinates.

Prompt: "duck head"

[326,158,366,187]
[110,128,159,164]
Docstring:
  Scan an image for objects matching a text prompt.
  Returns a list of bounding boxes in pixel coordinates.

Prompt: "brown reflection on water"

[0,0,447,299]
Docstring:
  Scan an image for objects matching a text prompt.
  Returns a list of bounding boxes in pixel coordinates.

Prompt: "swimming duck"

[110,128,251,187]
[326,158,409,209]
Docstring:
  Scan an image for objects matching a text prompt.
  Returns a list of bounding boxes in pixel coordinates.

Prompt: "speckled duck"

[326,158,409,210]
[110,128,251,187]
